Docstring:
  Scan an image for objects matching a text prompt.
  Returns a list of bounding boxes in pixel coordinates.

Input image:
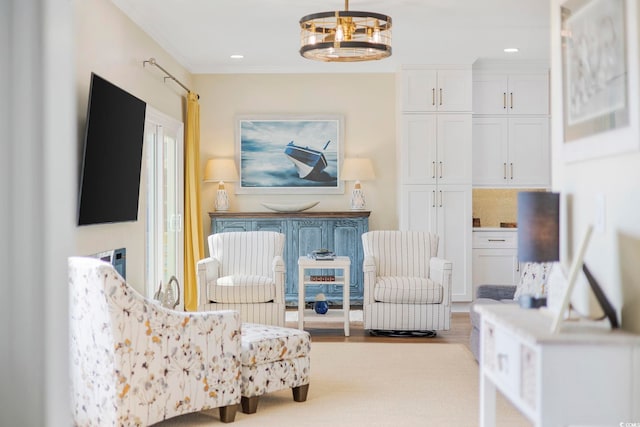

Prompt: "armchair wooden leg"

[241,396,259,414]
[292,383,309,402]
[219,404,238,423]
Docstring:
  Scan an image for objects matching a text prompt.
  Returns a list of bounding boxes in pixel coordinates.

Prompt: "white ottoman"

[240,323,311,414]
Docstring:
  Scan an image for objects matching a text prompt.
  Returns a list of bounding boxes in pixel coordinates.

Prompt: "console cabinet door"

[290,220,327,299]
[330,219,366,298]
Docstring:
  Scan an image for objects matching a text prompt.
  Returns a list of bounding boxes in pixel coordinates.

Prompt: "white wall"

[75,0,192,291]
[550,0,640,333]
[194,73,398,241]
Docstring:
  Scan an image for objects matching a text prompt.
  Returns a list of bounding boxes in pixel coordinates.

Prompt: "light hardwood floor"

[293,311,473,350]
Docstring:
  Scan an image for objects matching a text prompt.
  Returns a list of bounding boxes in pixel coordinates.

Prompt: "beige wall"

[194,73,398,242]
[75,0,192,291]
[550,1,640,333]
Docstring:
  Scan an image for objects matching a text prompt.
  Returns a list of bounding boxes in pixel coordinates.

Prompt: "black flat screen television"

[77,73,147,226]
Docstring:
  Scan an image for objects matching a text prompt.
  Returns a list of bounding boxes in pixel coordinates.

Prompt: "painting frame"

[558,0,640,162]
[235,114,345,194]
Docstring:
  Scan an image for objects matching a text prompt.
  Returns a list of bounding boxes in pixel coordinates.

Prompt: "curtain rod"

[143,57,199,99]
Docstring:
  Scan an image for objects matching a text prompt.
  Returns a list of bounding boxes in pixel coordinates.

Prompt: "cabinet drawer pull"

[503,92,506,109]
[510,163,514,180]
[439,88,443,106]
[439,190,443,207]
[510,92,514,109]
[503,163,507,180]
[432,161,436,179]
[439,161,443,179]
[488,239,506,242]
[432,88,435,106]
[432,190,436,208]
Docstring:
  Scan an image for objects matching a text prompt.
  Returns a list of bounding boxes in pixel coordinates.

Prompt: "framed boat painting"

[235,115,344,194]
[557,0,640,162]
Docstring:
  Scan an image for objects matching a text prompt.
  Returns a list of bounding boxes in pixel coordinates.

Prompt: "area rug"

[155,342,530,427]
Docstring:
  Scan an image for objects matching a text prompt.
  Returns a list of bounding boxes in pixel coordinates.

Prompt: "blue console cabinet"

[209,211,370,306]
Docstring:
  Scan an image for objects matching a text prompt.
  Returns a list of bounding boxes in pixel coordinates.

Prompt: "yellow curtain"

[184,91,204,311]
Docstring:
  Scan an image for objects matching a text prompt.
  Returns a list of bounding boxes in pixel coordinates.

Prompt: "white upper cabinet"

[401,114,472,185]
[473,73,549,115]
[401,67,472,112]
[472,117,550,187]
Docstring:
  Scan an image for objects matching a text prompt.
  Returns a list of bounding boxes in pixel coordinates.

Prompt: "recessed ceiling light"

[230,54,244,59]
[504,48,519,53]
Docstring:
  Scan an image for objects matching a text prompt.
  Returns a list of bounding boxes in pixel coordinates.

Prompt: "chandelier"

[299,0,392,62]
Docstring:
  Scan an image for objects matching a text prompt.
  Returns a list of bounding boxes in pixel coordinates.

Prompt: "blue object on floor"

[314,301,329,314]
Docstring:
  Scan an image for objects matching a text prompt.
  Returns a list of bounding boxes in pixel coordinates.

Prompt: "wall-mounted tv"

[77,73,147,226]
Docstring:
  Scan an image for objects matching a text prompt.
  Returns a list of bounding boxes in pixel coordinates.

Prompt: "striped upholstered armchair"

[362,230,453,334]
[198,231,286,326]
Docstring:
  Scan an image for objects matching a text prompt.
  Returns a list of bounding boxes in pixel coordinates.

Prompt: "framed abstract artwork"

[235,115,344,194]
[558,0,640,162]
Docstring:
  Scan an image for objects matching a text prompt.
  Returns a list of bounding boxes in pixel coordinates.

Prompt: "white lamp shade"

[204,158,238,183]
[341,158,375,181]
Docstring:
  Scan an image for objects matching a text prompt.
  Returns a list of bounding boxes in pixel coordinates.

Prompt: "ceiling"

[111,0,551,74]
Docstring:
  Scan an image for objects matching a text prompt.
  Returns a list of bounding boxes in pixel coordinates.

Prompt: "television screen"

[77,73,147,225]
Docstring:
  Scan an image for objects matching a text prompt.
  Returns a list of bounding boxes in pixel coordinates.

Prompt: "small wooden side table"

[297,256,351,336]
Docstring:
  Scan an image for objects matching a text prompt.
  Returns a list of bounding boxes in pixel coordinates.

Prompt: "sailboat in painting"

[284,140,330,179]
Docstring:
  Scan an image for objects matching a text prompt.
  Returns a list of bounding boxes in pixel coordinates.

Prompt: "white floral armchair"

[362,230,453,333]
[197,232,286,326]
[69,257,242,426]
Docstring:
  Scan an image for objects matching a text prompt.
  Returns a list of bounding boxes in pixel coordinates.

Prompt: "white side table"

[297,256,351,336]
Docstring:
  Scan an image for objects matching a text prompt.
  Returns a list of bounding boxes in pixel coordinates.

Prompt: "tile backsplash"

[472,189,546,228]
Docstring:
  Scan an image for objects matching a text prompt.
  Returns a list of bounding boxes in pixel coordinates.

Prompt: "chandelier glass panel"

[299,0,392,62]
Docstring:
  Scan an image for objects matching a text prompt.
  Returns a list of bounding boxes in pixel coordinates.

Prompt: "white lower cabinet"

[400,185,472,302]
[472,230,519,293]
